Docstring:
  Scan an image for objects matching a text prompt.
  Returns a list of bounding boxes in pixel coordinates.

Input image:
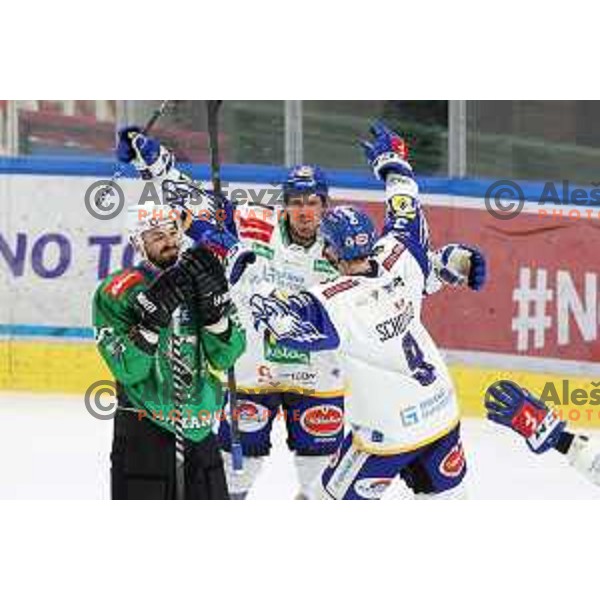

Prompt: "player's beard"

[148,246,180,269]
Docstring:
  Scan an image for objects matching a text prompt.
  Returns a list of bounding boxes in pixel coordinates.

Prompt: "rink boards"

[2,161,600,425]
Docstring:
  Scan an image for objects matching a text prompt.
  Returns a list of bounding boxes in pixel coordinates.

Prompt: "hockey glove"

[130,245,222,331]
[485,380,567,454]
[360,121,413,181]
[116,126,174,179]
[432,243,487,291]
[188,247,232,327]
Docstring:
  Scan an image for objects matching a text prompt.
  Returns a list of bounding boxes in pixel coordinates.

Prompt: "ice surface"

[2,392,599,500]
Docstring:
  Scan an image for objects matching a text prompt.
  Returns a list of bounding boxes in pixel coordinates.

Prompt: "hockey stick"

[206,100,244,474]
[96,100,173,207]
[171,309,188,500]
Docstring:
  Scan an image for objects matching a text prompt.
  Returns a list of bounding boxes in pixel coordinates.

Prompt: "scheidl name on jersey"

[375,301,415,343]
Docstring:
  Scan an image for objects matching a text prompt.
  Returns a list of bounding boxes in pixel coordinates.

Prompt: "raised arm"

[361,121,486,293]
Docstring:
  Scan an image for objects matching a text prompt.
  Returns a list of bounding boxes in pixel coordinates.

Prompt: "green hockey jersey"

[92,264,246,443]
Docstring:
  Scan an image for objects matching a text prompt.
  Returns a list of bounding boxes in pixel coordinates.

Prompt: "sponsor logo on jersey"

[381,243,405,271]
[136,292,157,313]
[251,242,275,260]
[375,301,414,343]
[313,258,336,275]
[326,445,365,498]
[400,405,420,427]
[322,278,359,299]
[105,270,144,297]
[400,389,452,428]
[257,364,274,384]
[287,371,317,383]
[256,264,306,292]
[263,335,310,365]
[353,477,393,500]
[300,405,343,437]
[419,389,451,419]
[389,194,417,220]
[439,442,466,478]
[237,400,271,433]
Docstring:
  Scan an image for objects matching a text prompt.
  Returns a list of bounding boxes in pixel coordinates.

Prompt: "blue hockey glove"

[485,380,566,454]
[433,243,487,291]
[360,121,413,181]
[116,126,174,179]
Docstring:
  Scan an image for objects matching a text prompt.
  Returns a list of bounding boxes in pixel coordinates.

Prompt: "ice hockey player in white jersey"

[216,165,345,500]
[249,123,487,499]
[115,127,344,499]
[486,379,600,488]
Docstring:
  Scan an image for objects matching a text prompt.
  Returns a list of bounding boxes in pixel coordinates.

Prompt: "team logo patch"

[237,401,270,433]
[439,442,466,478]
[300,405,343,437]
[353,478,393,500]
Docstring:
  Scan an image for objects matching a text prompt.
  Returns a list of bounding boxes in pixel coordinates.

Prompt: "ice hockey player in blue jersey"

[249,123,487,499]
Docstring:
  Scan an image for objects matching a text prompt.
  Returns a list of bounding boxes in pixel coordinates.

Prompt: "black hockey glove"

[189,249,232,327]
[130,245,220,331]
[132,273,182,328]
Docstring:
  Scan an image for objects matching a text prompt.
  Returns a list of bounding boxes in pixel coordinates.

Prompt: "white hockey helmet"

[125,203,182,259]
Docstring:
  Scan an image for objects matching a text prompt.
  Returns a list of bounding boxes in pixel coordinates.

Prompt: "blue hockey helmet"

[282,165,329,202]
[320,206,377,261]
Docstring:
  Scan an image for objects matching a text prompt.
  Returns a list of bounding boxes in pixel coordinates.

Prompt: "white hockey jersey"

[250,176,460,454]
[231,203,344,398]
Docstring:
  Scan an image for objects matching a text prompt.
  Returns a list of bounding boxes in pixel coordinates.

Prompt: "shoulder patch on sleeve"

[381,242,406,272]
[104,270,145,298]
[238,213,275,243]
[321,278,359,299]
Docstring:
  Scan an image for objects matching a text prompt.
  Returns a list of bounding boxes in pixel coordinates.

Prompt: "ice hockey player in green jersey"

[93,204,245,500]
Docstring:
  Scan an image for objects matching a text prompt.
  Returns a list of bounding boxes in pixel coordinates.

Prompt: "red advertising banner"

[349,199,600,364]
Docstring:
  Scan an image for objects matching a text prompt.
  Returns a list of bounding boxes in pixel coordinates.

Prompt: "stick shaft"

[206,100,243,472]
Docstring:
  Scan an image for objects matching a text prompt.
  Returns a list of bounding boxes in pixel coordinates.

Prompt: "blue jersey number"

[402,332,436,386]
